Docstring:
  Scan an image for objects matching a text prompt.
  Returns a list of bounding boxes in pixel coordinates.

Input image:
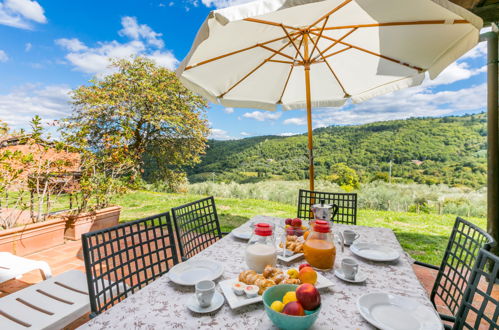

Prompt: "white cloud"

[240,131,250,136]
[0,50,8,62]
[24,42,31,51]
[55,38,88,52]
[119,16,164,48]
[461,41,487,60]
[209,128,234,140]
[278,132,298,136]
[56,17,178,77]
[0,84,71,129]
[223,107,234,114]
[0,0,46,29]
[424,62,485,86]
[200,0,252,9]
[284,117,305,125]
[243,110,281,121]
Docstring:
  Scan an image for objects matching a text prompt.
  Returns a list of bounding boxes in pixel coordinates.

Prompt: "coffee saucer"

[334,269,367,283]
[186,291,225,313]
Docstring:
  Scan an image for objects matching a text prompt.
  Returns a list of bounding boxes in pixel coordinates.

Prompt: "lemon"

[282,291,297,306]
[287,268,299,279]
[270,300,284,313]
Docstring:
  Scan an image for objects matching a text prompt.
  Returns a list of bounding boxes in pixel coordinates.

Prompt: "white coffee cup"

[195,280,215,308]
[341,258,359,280]
[343,230,360,245]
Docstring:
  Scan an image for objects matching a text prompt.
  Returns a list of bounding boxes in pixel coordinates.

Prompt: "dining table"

[80,215,438,329]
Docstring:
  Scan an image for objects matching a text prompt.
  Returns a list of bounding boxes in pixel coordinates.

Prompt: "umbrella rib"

[268,59,295,64]
[308,16,329,60]
[311,27,357,62]
[321,46,352,60]
[281,25,305,62]
[309,30,423,72]
[308,0,352,29]
[278,37,304,103]
[258,44,295,61]
[218,35,301,98]
[185,34,298,70]
[244,18,300,31]
[313,19,469,31]
[315,45,350,97]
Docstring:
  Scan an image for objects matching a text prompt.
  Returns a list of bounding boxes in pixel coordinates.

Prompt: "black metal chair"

[414,217,495,328]
[81,212,179,317]
[453,248,498,330]
[296,189,357,225]
[171,196,227,261]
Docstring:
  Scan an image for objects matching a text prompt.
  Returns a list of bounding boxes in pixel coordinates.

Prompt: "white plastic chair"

[0,270,89,330]
[0,252,52,284]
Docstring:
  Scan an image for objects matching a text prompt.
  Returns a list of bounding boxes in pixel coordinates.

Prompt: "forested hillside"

[187,114,488,188]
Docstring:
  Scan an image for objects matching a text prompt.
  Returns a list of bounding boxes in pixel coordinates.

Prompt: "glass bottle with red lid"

[245,223,277,273]
[303,220,342,270]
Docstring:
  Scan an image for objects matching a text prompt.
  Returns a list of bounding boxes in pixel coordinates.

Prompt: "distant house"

[0,135,81,191]
[411,160,424,166]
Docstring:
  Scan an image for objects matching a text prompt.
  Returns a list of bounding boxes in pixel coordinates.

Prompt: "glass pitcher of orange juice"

[303,220,343,270]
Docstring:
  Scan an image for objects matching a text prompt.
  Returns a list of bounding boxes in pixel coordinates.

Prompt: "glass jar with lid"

[303,220,343,270]
[245,223,277,273]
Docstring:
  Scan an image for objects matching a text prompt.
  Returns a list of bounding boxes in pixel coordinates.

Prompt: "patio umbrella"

[176,0,482,191]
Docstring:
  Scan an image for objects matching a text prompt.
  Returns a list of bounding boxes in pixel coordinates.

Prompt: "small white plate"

[169,259,224,286]
[186,291,225,313]
[231,229,251,240]
[350,242,400,262]
[334,269,367,283]
[277,251,304,263]
[357,292,443,330]
[220,273,334,309]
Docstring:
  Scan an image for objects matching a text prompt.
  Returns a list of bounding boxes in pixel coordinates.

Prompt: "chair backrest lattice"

[82,212,178,317]
[297,189,357,225]
[431,217,495,321]
[171,196,223,261]
[453,249,499,330]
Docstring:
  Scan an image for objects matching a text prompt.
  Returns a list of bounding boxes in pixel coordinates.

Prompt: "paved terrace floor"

[0,239,497,329]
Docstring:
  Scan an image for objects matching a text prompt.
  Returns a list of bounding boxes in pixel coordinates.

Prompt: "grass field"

[114,190,487,265]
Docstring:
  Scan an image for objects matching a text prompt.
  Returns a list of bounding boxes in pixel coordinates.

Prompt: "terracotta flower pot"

[0,218,66,256]
[64,206,121,240]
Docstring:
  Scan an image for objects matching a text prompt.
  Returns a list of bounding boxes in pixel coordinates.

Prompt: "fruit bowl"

[262,284,321,330]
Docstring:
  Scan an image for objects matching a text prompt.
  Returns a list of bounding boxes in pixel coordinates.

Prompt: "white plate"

[277,251,304,263]
[357,292,443,330]
[220,273,334,309]
[231,229,251,240]
[186,291,225,313]
[350,242,400,262]
[169,259,224,286]
[334,269,367,283]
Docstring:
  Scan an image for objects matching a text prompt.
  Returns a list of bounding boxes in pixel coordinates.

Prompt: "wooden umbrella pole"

[303,32,315,191]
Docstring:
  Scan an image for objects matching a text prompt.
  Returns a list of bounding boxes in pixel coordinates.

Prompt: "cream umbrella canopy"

[176,0,482,190]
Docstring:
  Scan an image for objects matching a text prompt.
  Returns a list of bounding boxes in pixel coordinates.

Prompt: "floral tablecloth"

[80,215,435,329]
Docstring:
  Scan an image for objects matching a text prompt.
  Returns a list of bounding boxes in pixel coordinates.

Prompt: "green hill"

[187,113,488,188]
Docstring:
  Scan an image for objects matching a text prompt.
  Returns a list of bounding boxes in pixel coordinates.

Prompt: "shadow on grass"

[394,231,450,265]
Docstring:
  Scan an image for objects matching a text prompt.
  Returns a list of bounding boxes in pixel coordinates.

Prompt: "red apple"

[296,283,321,310]
[291,218,302,227]
[282,301,305,316]
[285,218,293,226]
[294,228,304,237]
[286,227,295,236]
[298,263,311,271]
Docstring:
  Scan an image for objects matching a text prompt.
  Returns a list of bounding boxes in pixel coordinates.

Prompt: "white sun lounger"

[0,270,90,330]
[0,252,52,284]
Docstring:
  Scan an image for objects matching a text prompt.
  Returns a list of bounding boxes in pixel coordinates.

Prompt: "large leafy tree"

[63,57,209,189]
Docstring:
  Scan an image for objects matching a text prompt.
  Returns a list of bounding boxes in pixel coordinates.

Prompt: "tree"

[63,57,209,190]
[326,163,360,190]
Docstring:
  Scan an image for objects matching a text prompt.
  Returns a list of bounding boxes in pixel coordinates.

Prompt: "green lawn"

[114,190,487,265]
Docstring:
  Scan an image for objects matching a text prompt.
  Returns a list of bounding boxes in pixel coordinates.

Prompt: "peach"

[298,266,317,285]
[282,301,305,316]
[296,283,321,310]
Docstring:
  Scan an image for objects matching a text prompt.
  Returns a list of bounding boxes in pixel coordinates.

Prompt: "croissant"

[239,269,277,294]
[283,278,301,285]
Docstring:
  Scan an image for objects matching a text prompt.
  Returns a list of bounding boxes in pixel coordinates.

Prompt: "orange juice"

[303,238,336,270]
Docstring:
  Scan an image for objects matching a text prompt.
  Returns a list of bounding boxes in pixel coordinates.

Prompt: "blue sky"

[0,0,490,139]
